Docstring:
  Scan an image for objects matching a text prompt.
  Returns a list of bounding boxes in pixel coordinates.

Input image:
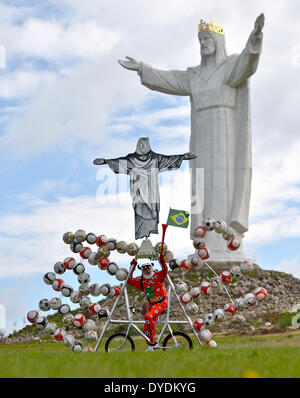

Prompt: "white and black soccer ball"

[190,287,201,299]
[83,319,96,331]
[50,297,62,310]
[39,299,51,312]
[230,265,242,278]
[240,260,254,274]
[70,291,81,304]
[88,252,99,266]
[115,268,128,281]
[58,304,71,315]
[35,316,47,329]
[203,218,215,231]
[169,258,180,271]
[244,293,256,306]
[106,238,117,251]
[85,330,97,343]
[175,282,188,295]
[73,263,85,275]
[63,334,75,347]
[54,262,66,275]
[45,322,57,334]
[70,241,83,254]
[78,272,90,284]
[222,227,235,241]
[86,232,97,245]
[98,307,110,319]
[234,298,246,310]
[100,284,111,296]
[63,232,75,244]
[43,272,56,285]
[79,284,91,296]
[204,313,215,327]
[75,229,86,242]
[214,308,226,322]
[106,262,119,276]
[210,277,222,289]
[116,241,127,254]
[62,314,74,326]
[79,297,91,309]
[61,285,73,297]
[200,329,212,342]
[214,220,227,234]
[72,341,84,352]
[90,283,101,296]
[127,243,139,256]
[186,302,199,315]
[193,237,206,250]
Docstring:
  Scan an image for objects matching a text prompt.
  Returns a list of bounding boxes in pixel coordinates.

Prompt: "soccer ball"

[220,271,232,285]
[79,297,91,309]
[116,240,127,253]
[180,292,192,305]
[63,257,76,270]
[198,248,210,260]
[75,229,86,242]
[78,272,90,284]
[58,304,71,315]
[97,246,110,258]
[86,232,97,245]
[190,257,201,268]
[63,334,75,347]
[222,227,235,241]
[200,329,212,342]
[43,272,56,285]
[244,293,256,306]
[203,218,215,231]
[39,299,51,312]
[54,328,66,341]
[106,238,117,251]
[223,303,236,316]
[80,247,92,260]
[78,284,90,296]
[234,298,246,310]
[88,303,101,315]
[100,284,111,296]
[88,252,99,266]
[214,220,227,234]
[50,297,62,310]
[193,237,206,250]
[127,243,139,256]
[214,308,225,322]
[193,319,205,332]
[73,263,85,275]
[72,341,84,352]
[200,281,211,295]
[253,287,268,301]
[52,278,65,291]
[96,235,108,247]
[164,251,174,263]
[73,314,86,328]
[61,284,73,297]
[240,260,253,274]
[85,330,97,343]
[45,322,57,334]
[54,262,66,275]
[175,282,188,295]
[70,291,81,303]
[228,237,240,251]
[180,259,192,271]
[98,308,110,319]
[63,232,75,244]
[230,266,242,278]
[210,277,222,288]
[155,242,168,255]
[83,319,96,331]
[62,314,74,326]
[70,241,83,254]
[206,340,217,348]
[90,283,101,296]
[27,310,39,323]
[194,225,206,238]
[204,313,215,327]
[107,262,119,276]
[169,259,180,271]
[186,302,198,315]
[98,257,110,270]
[115,268,128,281]
[190,287,201,299]
[111,286,121,297]
[35,316,47,329]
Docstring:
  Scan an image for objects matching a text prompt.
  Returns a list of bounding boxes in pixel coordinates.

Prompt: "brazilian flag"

[167,208,190,228]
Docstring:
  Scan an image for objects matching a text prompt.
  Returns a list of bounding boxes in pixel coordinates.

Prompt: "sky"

[0,0,299,334]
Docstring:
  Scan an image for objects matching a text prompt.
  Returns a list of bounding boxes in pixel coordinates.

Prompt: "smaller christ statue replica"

[93,137,196,240]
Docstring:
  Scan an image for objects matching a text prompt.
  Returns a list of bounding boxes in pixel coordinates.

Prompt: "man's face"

[139,140,148,154]
[198,32,216,57]
[142,265,154,279]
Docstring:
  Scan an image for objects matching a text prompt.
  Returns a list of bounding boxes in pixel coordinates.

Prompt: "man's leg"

[143,301,167,345]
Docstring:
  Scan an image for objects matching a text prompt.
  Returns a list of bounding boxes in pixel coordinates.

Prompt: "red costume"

[128,256,168,345]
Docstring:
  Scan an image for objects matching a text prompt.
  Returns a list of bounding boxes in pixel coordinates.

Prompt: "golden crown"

[198,19,225,36]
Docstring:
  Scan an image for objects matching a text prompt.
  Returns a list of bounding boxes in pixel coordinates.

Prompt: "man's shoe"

[146,343,158,352]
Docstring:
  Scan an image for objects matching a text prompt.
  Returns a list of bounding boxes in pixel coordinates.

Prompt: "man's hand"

[131,258,137,266]
[183,152,197,160]
[93,158,106,165]
[254,13,265,36]
[118,56,140,71]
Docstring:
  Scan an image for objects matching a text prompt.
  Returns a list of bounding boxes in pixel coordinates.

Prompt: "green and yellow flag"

[167,208,190,228]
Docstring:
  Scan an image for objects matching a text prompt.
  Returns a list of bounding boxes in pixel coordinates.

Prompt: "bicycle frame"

[94,263,202,352]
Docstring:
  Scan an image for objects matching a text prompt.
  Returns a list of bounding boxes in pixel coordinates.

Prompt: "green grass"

[1,333,300,378]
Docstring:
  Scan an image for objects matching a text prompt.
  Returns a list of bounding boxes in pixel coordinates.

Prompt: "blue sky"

[0,0,300,334]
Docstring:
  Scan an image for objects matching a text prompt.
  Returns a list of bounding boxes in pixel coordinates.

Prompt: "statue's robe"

[138,31,263,250]
[106,151,186,239]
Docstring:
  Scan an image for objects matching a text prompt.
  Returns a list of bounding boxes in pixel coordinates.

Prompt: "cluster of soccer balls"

[170,218,268,348]
[26,229,156,352]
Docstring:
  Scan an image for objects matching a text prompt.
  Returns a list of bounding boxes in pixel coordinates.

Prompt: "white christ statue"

[118,14,265,262]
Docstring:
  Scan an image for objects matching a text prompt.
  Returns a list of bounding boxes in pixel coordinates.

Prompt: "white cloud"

[275,255,300,278]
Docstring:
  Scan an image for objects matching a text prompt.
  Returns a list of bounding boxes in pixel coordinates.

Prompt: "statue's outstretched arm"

[93,158,107,165]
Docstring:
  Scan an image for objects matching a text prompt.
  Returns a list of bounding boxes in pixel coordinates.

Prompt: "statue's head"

[136,137,151,155]
[198,19,227,64]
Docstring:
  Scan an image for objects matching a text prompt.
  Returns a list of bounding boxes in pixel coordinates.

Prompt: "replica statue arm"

[227,13,264,87]
[118,56,191,96]
[93,156,131,175]
[158,152,197,173]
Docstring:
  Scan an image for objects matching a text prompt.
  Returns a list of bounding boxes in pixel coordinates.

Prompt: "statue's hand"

[184,152,197,160]
[93,158,106,165]
[254,13,265,36]
[118,56,140,71]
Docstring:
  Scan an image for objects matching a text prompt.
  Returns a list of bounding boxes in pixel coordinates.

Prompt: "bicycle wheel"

[105,333,135,352]
[162,332,193,350]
